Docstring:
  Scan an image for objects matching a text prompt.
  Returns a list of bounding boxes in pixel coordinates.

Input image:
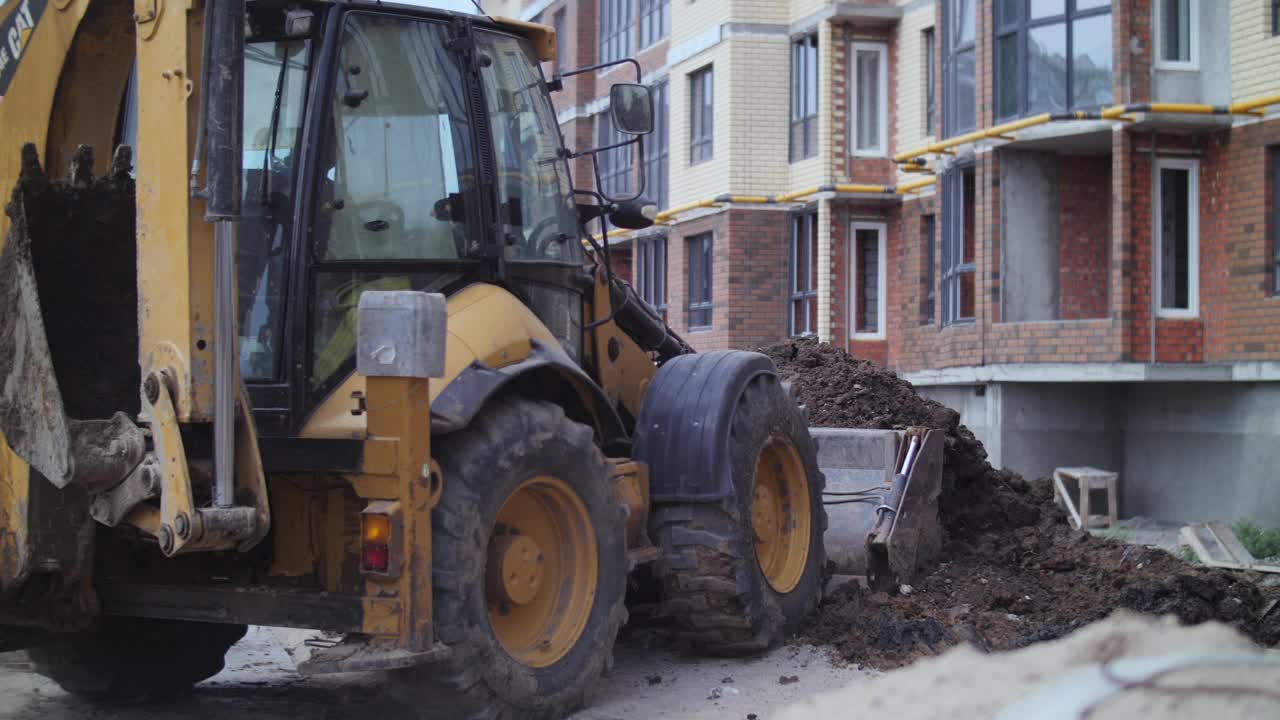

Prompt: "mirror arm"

[556,57,642,84]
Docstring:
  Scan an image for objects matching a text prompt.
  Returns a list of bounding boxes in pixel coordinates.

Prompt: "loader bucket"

[0,143,141,489]
[811,427,944,590]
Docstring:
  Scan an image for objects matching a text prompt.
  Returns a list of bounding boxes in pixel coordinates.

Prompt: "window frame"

[638,0,669,50]
[599,0,633,66]
[850,221,888,340]
[643,79,669,208]
[924,27,936,137]
[1153,157,1200,319]
[789,210,819,336]
[943,0,977,137]
[790,33,819,162]
[940,165,977,326]
[851,41,889,158]
[686,232,714,329]
[993,0,1114,122]
[689,65,714,165]
[920,214,937,326]
[1154,0,1200,71]
[636,234,668,317]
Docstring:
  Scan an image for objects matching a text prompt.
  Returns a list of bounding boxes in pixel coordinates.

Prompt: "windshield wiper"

[259,45,291,209]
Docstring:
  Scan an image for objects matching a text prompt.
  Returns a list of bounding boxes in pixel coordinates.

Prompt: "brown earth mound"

[758,337,1280,669]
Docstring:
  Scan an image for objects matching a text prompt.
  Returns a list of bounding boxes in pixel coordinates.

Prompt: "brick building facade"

[488,0,1280,526]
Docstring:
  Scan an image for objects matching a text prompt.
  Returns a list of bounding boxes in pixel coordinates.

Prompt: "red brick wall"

[1059,155,1112,319]
[840,25,898,186]
[727,210,790,349]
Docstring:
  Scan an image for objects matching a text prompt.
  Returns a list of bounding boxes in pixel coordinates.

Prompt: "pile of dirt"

[758,337,1280,669]
[758,337,1037,538]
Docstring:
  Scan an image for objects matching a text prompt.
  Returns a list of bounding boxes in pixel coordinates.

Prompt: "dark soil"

[758,337,1280,669]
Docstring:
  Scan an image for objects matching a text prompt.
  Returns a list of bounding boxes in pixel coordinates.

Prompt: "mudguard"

[632,351,775,502]
[431,339,626,447]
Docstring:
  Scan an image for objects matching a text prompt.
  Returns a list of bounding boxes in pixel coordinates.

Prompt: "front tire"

[651,372,826,655]
[27,617,246,700]
[393,398,627,720]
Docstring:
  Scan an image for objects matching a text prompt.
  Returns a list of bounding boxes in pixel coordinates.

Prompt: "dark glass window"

[1156,160,1198,315]
[687,233,713,328]
[597,110,633,197]
[995,0,1113,121]
[636,234,667,316]
[941,166,976,325]
[643,80,669,208]
[690,66,714,164]
[600,0,633,64]
[921,214,937,325]
[1272,147,1280,294]
[789,210,819,336]
[1273,0,1280,36]
[853,226,883,335]
[943,0,976,136]
[924,28,936,136]
[639,0,669,48]
[1158,0,1193,63]
[790,34,818,161]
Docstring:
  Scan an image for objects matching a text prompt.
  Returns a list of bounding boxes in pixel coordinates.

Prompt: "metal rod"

[213,220,237,508]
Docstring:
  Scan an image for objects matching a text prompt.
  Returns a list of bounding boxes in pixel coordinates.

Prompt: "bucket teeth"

[68,144,95,189]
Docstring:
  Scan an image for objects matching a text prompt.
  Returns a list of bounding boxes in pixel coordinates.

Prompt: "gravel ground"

[0,627,863,720]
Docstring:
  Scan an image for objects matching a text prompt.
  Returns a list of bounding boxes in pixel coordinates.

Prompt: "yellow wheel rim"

[486,476,597,668]
[751,436,812,594]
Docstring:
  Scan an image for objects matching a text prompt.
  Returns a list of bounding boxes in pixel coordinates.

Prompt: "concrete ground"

[0,626,864,720]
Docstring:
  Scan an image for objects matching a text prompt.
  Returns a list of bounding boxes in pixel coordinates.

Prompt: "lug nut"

[144,374,160,404]
[158,524,175,554]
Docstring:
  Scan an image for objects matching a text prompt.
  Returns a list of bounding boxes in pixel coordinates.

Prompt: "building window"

[924,28,936,137]
[597,110,633,197]
[600,0,633,65]
[553,8,567,71]
[1156,0,1198,69]
[1155,158,1199,318]
[1273,0,1280,36]
[789,210,819,336]
[943,0,976,136]
[851,222,887,339]
[790,34,818,162]
[639,0,669,49]
[941,166,976,325]
[921,214,936,325]
[687,233,713,329]
[689,66,714,165]
[643,80,669,208]
[994,0,1113,121]
[852,42,888,157]
[636,235,667,317]
[1272,147,1280,294]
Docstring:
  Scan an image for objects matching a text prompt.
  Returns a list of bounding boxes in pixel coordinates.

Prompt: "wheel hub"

[750,436,812,594]
[487,534,545,606]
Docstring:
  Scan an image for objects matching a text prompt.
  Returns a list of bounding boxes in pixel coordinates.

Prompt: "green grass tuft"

[1232,520,1280,560]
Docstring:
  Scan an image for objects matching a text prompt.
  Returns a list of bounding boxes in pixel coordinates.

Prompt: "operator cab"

[221,0,643,435]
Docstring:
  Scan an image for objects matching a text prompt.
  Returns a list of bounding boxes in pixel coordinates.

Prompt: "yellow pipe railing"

[894,94,1280,164]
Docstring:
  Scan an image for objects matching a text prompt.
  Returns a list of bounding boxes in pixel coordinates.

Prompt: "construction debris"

[1181,522,1280,574]
[759,337,1280,669]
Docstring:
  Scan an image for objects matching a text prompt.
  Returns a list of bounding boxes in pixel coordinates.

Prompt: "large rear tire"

[651,373,826,655]
[26,617,246,700]
[393,398,627,720]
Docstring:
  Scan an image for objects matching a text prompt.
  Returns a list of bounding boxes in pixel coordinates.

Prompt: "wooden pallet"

[1180,522,1280,574]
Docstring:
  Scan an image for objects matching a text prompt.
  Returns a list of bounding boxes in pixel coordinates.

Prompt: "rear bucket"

[812,427,945,585]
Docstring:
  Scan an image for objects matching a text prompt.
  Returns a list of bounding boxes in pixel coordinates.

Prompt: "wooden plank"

[1053,472,1083,530]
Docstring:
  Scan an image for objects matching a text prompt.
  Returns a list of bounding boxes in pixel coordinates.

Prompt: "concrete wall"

[1000,151,1060,323]
[1151,0,1231,105]
[918,381,1280,528]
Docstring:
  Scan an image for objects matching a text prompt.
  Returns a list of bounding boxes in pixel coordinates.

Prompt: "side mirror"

[607,198,658,230]
[610,83,653,135]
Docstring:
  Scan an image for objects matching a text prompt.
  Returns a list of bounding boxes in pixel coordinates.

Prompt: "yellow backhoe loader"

[0,0,833,716]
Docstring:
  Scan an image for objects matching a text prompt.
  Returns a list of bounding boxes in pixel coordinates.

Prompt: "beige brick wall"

[789,19,831,191]
[727,35,792,195]
[672,0,730,46]
[1230,0,1280,108]
[895,1,935,182]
